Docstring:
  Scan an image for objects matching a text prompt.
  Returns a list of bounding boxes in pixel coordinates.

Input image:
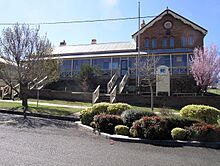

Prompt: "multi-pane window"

[181,36,187,47]
[92,58,111,75]
[129,57,136,76]
[157,55,170,67]
[73,59,90,71]
[145,38,149,49]
[170,37,175,48]
[152,38,157,49]
[172,54,187,74]
[188,35,194,46]
[61,59,72,77]
[162,38,167,48]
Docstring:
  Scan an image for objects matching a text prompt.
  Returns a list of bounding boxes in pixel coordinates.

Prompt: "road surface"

[0,113,219,166]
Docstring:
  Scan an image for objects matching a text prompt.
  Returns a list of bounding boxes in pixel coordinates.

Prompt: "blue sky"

[0,0,219,47]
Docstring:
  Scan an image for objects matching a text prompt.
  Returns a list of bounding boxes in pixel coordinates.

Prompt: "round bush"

[171,128,187,140]
[92,102,111,114]
[80,108,94,126]
[129,116,169,139]
[114,125,129,136]
[180,105,220,124]
[93,114,123,134]
[164,116,199,130]
[186,123,220,142]
[107,103,132,115]
[121,109,156,127]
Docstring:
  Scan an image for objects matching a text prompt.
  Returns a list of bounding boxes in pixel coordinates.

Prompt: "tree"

[139,56,159,111]
[75,64,101,92]
[190,45,220,93]
[0,24,60,118]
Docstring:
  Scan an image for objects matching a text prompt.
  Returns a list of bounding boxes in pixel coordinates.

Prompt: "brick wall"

[138,14,205,51]
[117,94,220,109]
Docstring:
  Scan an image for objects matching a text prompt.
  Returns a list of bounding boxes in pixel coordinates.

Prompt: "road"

[0,113,219,166]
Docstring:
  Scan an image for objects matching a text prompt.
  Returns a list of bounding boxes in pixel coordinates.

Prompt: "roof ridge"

[59,41,134,47]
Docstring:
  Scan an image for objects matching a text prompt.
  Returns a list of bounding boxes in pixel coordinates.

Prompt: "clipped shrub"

[129,116,169,140]
[164,116,200,131]
[107,103,132,115]
[121,109,156,127]
[180,104,220,124]
[80,108,94,125]
[114,125,129,136]
[186,123,220,142]
[217,115,220,126]
[93,114,123,134]
[92,102,111,114]
[171,128,187,140]
[129,120,142,138]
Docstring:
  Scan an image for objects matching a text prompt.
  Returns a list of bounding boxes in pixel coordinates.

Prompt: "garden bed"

[80,102,220,148]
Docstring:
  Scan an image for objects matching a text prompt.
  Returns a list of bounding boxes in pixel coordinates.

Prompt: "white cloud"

[102,0,119,7]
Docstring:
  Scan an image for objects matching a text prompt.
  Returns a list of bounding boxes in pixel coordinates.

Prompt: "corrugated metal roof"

[52,41,136,55]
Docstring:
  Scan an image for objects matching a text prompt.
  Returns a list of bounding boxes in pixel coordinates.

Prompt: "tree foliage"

[75,64,100,91]
[190,45,220,92]
[0,24,60,117]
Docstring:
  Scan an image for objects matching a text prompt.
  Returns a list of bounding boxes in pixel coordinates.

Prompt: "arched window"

[181,36,187,47]
[170,37,175,48]
[188,35,194,46]
[152,38,157,49]
[145,38,149,49]
[162,38,167,48]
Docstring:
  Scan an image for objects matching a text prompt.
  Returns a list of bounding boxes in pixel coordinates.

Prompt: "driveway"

[0,113,219,166]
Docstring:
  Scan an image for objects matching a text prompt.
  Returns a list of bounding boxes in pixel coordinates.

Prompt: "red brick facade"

[135,11,206,51]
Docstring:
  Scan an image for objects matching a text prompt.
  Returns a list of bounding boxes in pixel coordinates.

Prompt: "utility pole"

[137,1,141,92]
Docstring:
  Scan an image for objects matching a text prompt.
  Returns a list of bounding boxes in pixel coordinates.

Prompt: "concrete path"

[0,99,89,109]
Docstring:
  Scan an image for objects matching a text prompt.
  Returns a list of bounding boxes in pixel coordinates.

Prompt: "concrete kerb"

[76,121,220,149]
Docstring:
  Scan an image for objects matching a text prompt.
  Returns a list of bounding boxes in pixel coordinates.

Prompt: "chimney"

[60,40,66,46]
[91,39,97,44]
[141,20,145,28]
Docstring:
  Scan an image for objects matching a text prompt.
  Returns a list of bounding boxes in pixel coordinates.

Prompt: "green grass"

[132,105,178,112]
[207,88,220,95]
[28,99,92,107]
[0,99,179,117]
[0,101,83,116]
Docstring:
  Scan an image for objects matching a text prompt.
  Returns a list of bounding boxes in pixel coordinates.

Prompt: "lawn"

[0,101,83,116]
[28,99,92,107]
[0,99,178,117]
[132,105,178,113]
[207,88,220,95]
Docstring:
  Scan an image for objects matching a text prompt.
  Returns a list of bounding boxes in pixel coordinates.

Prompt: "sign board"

[156,65,170,96]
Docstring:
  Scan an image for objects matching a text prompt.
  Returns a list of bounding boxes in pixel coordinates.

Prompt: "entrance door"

[120,60,128,76]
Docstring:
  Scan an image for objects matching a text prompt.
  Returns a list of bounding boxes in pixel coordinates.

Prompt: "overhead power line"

[0,15,156,26]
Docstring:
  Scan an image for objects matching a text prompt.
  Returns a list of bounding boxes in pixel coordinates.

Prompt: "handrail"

[28,78,38,89]
[119,72,129,94]
[107,73,119,93]
[1,85,11,99]
[110,85,117,103]
[92,85,100,104]
[12,83,20,98]
[30,76,48,90]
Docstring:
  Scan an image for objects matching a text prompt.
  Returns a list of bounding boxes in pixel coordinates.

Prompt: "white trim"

[133,10,207,39]
[50,52,148,60]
